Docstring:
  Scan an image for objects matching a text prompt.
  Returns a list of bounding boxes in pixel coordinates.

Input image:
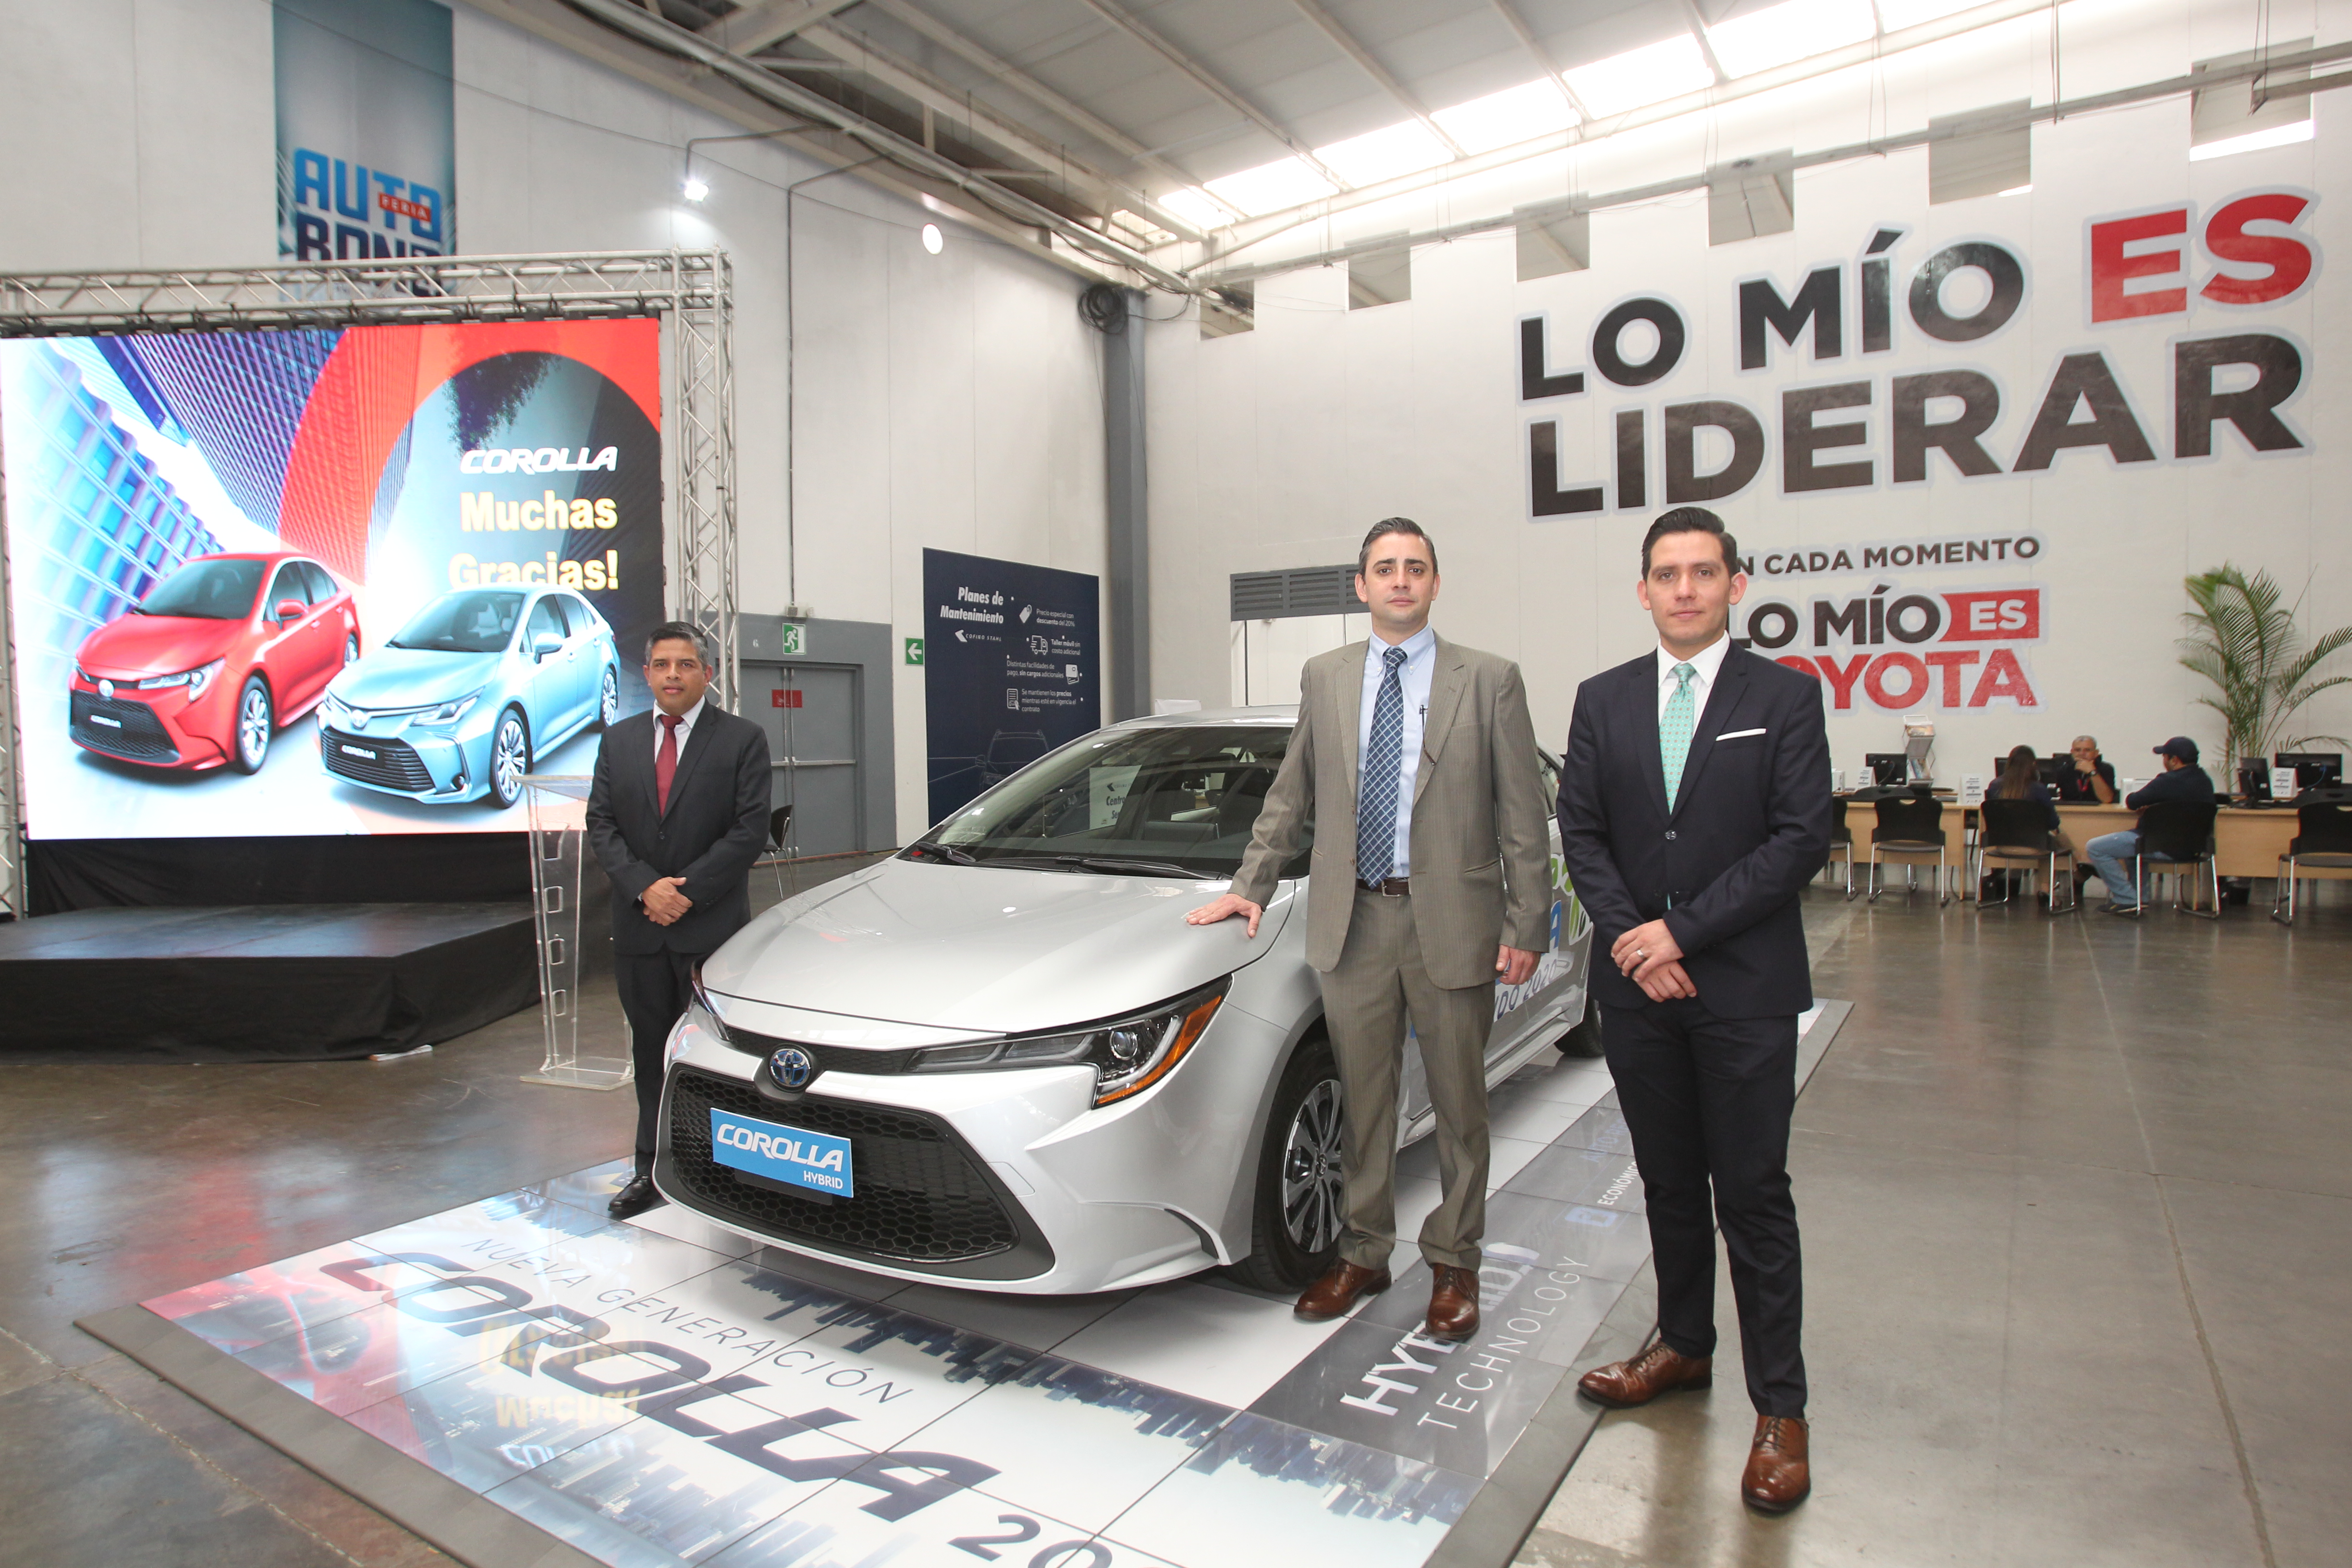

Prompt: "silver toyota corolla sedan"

[653,706,1597,1295]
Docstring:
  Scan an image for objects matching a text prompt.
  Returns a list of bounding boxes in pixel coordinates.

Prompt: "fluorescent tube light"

[1205,158,1342,217]
[1566,35,1715,117]
[1708,0,1877,77]
[1433,79,1580,152]
[2189,119,2314,160]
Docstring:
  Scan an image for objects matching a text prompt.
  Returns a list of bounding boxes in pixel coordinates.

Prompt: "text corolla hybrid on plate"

[655,708,1598,1296]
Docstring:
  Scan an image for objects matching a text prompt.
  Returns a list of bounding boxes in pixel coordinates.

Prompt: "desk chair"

[1972,798,2077,913]
[765,804,795,900]
[1868,794,1949,904]
[2118,801,2220,919]
[1823,796,1855,897]
[2271,799,2352,925]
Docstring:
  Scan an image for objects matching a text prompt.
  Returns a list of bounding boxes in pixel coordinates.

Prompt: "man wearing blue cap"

[2082,736,2215,913]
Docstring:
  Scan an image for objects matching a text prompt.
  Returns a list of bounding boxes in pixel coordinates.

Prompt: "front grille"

[320,726,434,791]
[720,1026,924,1078]
[664,1066,1026,1265]
[70,689,179,761]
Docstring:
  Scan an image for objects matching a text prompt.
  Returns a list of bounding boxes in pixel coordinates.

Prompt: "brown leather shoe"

[1293,1260,1391,1322]
[1575,1332,1713,1408]
[1425,1264,1480,1342]
[1741,1414,1811,1513]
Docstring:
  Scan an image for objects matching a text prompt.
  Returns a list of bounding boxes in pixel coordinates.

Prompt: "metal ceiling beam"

[1187,36,2352,285]
[859,0,1208,237]
[699,0,861,54]
[1676,0,1733,86]
[1283,0,1466,156]
[1486,0,1593,122]
[1075,0,1352,189]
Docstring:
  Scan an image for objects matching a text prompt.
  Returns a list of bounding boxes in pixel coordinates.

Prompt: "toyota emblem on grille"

[772,1046,815,1090]
[98,680,114,699]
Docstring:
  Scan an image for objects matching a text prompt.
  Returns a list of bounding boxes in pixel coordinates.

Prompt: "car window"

[389,591,525,653]
[300,562,338,603]
[525,596,566,646]
[135,558,262,620]
[930,724,1310,878]
[265,565,307,619]
[559,593,595,633]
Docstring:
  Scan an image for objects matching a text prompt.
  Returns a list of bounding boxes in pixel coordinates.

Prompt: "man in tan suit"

[1188,518,1551,1340]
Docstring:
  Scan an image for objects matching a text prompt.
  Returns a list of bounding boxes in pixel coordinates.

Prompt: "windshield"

[390,591,524,653]
[135,559,262,620]
[925,723,1310,878]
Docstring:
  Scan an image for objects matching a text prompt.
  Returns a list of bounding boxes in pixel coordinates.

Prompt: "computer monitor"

[2038,755,2074,787]
[2275,752,2344,791]
[2237,758,2273,802]
[1865,753,1907,786]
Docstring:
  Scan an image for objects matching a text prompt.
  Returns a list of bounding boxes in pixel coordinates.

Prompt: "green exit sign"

[778,623,806,656]
[904,637,925,666]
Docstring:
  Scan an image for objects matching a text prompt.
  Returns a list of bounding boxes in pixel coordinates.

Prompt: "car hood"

[78,615,238,678]
[331,647,503,709]
[702,859,1294,1035]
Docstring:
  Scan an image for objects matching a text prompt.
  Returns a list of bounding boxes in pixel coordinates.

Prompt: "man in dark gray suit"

[1188,519,1551,1342]
[586,622,772,1220]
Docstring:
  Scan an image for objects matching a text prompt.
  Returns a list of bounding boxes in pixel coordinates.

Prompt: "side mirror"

[533,632,564,660]
[274,599,305,622]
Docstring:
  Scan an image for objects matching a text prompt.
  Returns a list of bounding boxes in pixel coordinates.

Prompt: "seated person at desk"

[2082,737,2216,913]
[1983,745,2067,898]
[2056,735,2119,803]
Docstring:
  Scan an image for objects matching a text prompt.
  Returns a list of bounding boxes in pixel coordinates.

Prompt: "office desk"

[1833,798,2347,889]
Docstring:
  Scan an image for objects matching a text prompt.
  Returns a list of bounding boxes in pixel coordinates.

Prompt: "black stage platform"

[0,903,538,1063]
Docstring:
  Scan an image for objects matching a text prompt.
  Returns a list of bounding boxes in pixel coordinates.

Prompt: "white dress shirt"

[1358,624,1437,879]
[653,695,706,761]
[1654,634,1731,724]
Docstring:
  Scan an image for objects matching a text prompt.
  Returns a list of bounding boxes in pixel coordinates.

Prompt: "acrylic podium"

[519,774,632,1091]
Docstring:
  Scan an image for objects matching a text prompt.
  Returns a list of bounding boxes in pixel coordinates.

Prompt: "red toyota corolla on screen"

[70,552,361,774]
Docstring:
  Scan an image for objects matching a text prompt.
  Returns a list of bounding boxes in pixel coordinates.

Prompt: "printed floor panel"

[138,1015,1846,1568]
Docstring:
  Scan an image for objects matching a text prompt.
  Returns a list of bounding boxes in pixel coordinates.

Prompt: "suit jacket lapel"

[1635,660,1671,818]
[1668,649,1751,822]
[1335,642,1365,790]
[661,707,720,820]
[621,712,661,815]
[1415,636,1471,805]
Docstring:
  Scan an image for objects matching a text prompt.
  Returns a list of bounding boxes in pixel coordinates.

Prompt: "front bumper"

[318,718,486,801]
[68,679,233,768]
[654,998,1289,1294]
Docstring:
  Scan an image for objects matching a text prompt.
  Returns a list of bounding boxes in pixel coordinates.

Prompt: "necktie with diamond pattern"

[1356,644,1409,884]
[1660,662,1698,811]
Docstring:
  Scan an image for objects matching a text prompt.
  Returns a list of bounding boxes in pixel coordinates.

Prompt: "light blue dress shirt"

[1357,625,1437,879]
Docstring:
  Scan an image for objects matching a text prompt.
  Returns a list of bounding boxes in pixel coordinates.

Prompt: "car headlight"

[423,688,484,725]
[676,967,720,1063]
[139,658,225,699]
[909,979,1228,1106]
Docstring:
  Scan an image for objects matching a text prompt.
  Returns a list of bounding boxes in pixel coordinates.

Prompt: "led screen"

[0,318,663,837]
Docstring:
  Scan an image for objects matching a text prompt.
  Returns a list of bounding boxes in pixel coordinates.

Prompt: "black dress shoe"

[608,1174,665,1220]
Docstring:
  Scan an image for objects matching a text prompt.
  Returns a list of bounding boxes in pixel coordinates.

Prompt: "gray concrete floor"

[1,871,2343,1567]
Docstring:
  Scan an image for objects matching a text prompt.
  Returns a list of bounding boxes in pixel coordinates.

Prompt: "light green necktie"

[1661,662,1698,810]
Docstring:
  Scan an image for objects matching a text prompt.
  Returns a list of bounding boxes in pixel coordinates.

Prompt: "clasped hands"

[1611,918,1696,1002]
[642,876,693,926]
[1185,894,1539,985]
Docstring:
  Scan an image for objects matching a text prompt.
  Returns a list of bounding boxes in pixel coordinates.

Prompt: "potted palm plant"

[2178,564,2352,784]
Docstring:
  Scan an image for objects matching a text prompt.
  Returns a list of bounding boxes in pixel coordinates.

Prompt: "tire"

[596,665,620,727]
[488,708,530,808]
[1232,1033,1346,1292]
[231,675,272,774]
[1557,988,1605,1058]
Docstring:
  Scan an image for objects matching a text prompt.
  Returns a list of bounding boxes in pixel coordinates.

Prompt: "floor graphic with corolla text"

[141,1006,1840,1568]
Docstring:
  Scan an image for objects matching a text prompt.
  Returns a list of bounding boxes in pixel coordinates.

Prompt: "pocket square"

[1715,727,1767,740]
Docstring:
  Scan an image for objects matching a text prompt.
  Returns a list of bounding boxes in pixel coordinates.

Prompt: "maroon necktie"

[656,713,682,813]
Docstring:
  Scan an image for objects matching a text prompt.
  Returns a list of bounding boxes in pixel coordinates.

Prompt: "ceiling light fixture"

[1707,0,1878,78]
[681,175,710,202]
[920,222,944,253]
[1566,35,1715,117]
[1432,80,1580,154]
[2189,119,2314,161]
[1203,158,1341,218]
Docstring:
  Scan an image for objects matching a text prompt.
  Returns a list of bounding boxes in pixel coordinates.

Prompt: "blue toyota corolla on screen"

[318,586,622,808]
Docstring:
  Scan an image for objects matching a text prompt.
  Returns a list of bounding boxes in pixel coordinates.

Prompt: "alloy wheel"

[1280,1078,1346,1253]
[599,667,620,725]
[238,683,271,769]
[491,712,527,806]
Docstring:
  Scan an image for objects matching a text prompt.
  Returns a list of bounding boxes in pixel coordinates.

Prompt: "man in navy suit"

[586,622,772,1220]
[1555,507,1832,1514]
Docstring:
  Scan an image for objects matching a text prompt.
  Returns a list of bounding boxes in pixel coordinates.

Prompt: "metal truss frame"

[0,249,737,919]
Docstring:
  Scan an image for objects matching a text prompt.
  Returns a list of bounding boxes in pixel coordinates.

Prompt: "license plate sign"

[708,1108,854,1198]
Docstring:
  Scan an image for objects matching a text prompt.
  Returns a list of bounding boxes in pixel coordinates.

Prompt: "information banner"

[0,319,663,838]
[276,0,455,261]
[921,549,1101,824]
